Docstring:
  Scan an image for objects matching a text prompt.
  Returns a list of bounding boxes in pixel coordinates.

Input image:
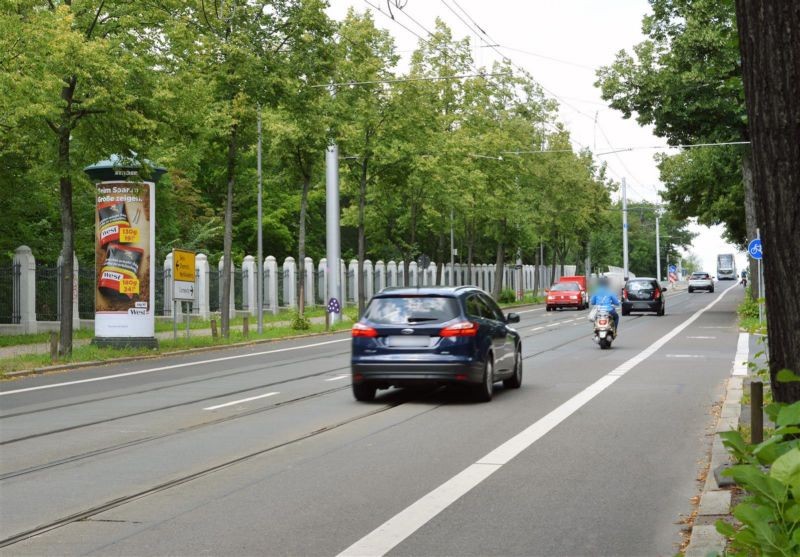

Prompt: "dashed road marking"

[203,392,279,411]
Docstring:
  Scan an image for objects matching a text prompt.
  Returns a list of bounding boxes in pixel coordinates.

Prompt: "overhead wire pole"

[326,87,341,325]
[256,105,264,334]
[655,212,661,283]
[450,207,455,285]
[622,177,629,281]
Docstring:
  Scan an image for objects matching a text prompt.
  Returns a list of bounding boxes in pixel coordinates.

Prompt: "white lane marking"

[732,332,750,376]
[666,354,706,358]
[515,307,545,314]
[687,336,717,339]
[530,326,545,332]
[203,391,279,411]
[325,374,350,382]
[0,338,351,396]
[336,281,739,557]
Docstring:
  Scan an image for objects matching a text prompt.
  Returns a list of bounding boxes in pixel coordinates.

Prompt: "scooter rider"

[590,276,621,331]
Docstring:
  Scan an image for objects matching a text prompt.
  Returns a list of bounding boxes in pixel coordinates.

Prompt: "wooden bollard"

[243,315,249,338]
[210,318,218,339]
[751,380,764,444]
[50,331,58,363]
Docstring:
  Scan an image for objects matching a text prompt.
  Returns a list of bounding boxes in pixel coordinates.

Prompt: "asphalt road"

[0,284,745,556]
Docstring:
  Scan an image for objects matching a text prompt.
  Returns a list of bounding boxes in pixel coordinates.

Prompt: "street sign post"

[172,249,196,340]
[748,234,764,324]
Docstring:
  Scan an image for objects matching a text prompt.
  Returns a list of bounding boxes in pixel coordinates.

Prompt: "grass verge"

[1,321,351,376]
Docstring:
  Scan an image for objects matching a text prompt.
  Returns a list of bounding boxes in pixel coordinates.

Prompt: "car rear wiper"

[406,316,438,323]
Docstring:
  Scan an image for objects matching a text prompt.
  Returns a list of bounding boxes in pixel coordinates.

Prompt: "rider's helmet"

[597,276,610,289]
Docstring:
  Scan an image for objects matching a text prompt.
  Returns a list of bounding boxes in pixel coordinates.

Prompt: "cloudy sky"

[326,0,747,274]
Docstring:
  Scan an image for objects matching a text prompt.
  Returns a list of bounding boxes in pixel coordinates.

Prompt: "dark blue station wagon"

[351,286,522,402]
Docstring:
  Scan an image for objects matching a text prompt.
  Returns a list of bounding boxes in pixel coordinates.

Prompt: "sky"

[326,0,748,274]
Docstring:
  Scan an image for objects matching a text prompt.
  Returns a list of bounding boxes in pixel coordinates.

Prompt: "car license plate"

[633,302,651,309]
[386,336,433,348]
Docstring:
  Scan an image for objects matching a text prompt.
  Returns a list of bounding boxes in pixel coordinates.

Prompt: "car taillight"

[352,323,378,338]
[440,321,479,337]
[622,289,628,300]
[653,288,661,299]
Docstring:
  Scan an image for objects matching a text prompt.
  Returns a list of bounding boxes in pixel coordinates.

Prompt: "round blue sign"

[668,264,677,273]
[748,239,763,260]
[327,297,341,314]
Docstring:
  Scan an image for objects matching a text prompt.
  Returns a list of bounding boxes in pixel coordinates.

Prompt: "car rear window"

[691,273,709,279]
[627,280,656,290]
[363,296,461,325]
[551,282,580,291]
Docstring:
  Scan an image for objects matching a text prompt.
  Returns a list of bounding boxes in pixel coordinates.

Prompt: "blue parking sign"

[748,239,763,260]
[668,264,677,273]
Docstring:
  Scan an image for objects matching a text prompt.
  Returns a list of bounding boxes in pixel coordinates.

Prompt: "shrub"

[290,312,310,330]
[498,288,516,304]
[717,368,800,555]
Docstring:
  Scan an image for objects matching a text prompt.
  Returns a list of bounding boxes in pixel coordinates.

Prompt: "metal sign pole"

[757,228,763,324]
[186,302,191,339]
[173,299,178,341]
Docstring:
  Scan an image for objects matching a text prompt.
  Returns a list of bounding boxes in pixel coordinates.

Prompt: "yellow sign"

[120,278,140,295]
[173,249,196,282]
[119,227,140,243]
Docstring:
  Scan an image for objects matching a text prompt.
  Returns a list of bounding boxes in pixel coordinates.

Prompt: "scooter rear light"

[440,321,479,337]
[352,323,378,338]
[597,318,609,326]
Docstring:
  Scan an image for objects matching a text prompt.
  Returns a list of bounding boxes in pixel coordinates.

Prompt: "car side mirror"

[506,313,520,324]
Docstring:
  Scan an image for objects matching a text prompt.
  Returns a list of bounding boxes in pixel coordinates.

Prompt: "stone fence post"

[14,245,37,334]
[242,255,256,316]
[363,259,374,299]
[347,259,358,303]
[195,253,210,319]
[387,261,397,287]
[164,252,174,317]
[304,257,314,307]
[318,258,327,305]
[265,256,278,315]
[375,260,385,292]
[283,257,297,309]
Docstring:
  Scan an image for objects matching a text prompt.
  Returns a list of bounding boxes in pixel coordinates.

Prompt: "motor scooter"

[592,308,616,349]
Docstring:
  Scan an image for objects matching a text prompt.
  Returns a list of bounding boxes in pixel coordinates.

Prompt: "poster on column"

[94,181,155,338]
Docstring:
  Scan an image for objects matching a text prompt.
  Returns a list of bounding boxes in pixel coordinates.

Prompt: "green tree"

[595,0,755,281]
[1,1,158,355]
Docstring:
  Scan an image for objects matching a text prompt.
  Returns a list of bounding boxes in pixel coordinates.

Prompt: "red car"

[546,281,587,311]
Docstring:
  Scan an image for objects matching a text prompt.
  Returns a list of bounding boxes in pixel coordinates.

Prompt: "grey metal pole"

[256,105,264,334]
[655,215,661,283]
[450,208,455,286]
[757,227,763,324]
[326,142,341,324]
[622,177,629,280]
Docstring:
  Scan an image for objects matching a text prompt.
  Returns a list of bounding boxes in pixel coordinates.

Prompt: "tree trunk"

[58,130,74,357]
[492,240,505,300]
[298,171,310,316]
[221,125,237,338]
[466,218,474,281]
[742,151,759,300]
[550,244,558,286]
[56,75,77,357]
[735,0,800,402]
[357,158,368,317]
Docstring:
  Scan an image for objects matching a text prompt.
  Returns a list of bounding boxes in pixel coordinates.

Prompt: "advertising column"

[86,158,164,348]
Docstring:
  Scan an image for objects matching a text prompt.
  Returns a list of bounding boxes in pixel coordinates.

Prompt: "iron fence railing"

[78,264,95,320]
[0,263,19,324]
[35,263,59,322]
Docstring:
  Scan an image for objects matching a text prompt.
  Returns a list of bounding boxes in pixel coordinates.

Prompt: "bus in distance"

[716,253,736,280]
